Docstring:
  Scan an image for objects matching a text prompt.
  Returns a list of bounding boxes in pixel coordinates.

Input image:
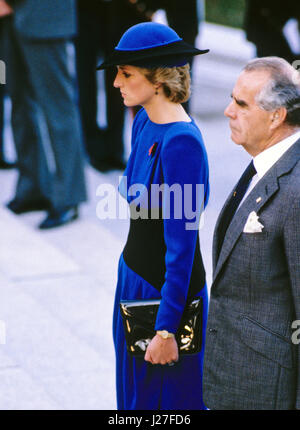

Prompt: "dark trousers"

[0,19,5,159]
[3,19,87,209]
[75,6,125,163]
[164,0,200,113]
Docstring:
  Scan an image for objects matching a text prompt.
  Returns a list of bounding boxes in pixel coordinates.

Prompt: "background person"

[0,49,14,170]
[98,22,210,410]
[157,0,203,113]
[76,0,203,174]
[0,2,14,169]
[3,0,87,229]
[244,0,300,63]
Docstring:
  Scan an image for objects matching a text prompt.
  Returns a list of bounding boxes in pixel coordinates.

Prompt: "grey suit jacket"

[203,138,300,410]
[8,0,77,39]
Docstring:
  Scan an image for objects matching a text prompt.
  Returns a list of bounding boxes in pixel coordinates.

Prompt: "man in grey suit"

[203,57,300,410]
[3,0,87,228]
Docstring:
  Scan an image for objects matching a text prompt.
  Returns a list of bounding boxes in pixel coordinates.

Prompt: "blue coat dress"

[113,107,210,410]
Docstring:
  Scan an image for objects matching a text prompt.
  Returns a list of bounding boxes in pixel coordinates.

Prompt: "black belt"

[123,209,206,299]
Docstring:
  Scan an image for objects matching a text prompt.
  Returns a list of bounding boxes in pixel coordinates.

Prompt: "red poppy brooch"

[148,142,158,157]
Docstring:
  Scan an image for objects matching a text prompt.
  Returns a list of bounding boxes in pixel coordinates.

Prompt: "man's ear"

[270,107,287,129]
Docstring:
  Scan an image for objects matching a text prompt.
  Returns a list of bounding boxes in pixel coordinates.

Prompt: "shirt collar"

[253,130,300,179]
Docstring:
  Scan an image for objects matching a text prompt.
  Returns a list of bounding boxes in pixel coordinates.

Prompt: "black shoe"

[0,159,16,169]
[89,156,126,173]
[39,206,78,229]
[109,158,127,171]
[7,197,50,214]
[89,157,112,172]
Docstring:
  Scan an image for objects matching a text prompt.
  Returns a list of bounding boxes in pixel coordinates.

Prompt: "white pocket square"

[243,211,264,233]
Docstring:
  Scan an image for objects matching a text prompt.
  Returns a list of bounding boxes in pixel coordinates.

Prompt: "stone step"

[0,207,80,281]
[0,277,116,409]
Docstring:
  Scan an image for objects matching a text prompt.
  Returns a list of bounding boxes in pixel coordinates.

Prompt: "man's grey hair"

[243,57,300,127]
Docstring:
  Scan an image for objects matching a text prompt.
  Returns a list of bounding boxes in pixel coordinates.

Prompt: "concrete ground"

[0,20,255,410]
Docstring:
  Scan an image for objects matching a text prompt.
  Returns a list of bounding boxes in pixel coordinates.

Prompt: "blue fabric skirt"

[113,253,208,410]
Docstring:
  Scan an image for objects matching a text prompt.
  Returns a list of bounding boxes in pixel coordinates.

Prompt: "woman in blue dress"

[98,22,210,410]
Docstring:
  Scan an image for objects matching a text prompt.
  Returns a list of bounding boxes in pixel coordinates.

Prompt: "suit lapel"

[212,187,235,271]
[212,138,300,285]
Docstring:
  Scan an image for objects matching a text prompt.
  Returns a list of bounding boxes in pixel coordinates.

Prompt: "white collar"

[253,130,300,179]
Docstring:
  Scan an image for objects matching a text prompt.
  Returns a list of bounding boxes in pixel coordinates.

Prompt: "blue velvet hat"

[97,22,209,69]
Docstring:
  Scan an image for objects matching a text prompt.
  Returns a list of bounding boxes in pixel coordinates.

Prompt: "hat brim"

[97,40,209,70]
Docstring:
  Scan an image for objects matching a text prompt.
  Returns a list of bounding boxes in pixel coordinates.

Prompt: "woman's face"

[113,65,157,107]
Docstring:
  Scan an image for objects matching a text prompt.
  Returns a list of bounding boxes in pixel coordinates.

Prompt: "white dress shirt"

[239,130,300,207]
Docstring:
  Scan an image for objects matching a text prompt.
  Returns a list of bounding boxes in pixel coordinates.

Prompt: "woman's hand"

[144,334,179,365]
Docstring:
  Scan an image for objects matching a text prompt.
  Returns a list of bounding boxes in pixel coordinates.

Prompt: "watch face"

[161,330,168,339]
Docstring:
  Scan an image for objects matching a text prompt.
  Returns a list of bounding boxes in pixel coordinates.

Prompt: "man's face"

[224,70,274,156]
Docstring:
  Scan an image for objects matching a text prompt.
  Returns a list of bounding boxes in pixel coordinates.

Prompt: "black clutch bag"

[119,298,203,356]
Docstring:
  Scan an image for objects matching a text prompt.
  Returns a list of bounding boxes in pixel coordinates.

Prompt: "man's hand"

[0,0,13,17]
[144,334,179,365]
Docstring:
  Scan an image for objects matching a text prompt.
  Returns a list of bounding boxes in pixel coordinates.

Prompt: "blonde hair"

[139,64,191,103]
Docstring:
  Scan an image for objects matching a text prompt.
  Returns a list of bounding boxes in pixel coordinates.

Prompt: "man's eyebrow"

[231,94,248,107]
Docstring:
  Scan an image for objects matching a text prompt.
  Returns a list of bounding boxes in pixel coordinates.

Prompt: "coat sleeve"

[283,197,300,409]
[154,129,209,333]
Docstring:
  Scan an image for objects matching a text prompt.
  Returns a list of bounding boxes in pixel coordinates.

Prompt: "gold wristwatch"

[156,330,175,339]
